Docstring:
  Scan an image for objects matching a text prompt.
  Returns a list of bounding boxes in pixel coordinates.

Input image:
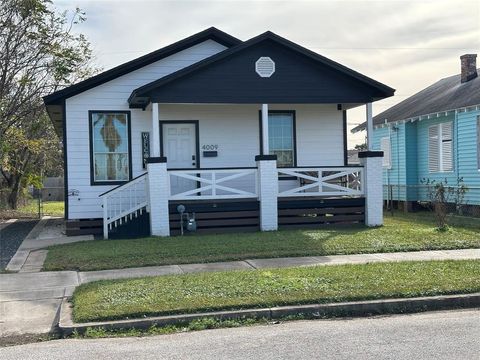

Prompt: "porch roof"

[129,31,395,108]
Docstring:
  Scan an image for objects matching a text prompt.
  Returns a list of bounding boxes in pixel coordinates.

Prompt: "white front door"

[162,122,197,195]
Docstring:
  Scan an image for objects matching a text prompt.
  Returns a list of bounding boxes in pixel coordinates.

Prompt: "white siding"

[160,104,344,200]
[65,40,227,219]
[287,104,344,166]
[159,104,259,168]
[159,104,344,167]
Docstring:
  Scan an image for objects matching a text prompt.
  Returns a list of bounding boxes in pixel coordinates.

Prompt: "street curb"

[58,292,480,336]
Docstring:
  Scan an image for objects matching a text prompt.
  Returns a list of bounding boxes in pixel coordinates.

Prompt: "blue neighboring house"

[353,54,480,209]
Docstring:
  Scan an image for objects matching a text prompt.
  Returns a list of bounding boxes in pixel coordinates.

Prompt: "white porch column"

[146,157,170,236]
[256,155,278,231]
[151,102,160,157]
[362,101,384,226]
[359,151,384,226]
[366,102,373,150]
[261,104,269,154]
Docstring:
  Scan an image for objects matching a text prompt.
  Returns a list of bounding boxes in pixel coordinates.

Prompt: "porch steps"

[108,206,150,239]
[67,208,150,238]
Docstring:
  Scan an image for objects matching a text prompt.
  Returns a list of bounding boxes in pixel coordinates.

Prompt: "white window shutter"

[428,125,439,172]
[380,137,391,168]
[441,122,453,171]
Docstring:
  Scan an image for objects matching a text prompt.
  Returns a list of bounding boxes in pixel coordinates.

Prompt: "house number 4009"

[202,144,218,150]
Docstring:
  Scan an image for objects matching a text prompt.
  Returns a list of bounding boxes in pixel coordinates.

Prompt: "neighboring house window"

[428,122,453,172]
[268,111,296,167]
[89,111,131,184]
[380,137,391,169]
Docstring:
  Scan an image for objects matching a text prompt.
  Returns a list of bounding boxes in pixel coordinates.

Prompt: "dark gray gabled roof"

[44,27,241,106]
[43,27,241,137]
[352,70,480,132]
[129,31,394,107]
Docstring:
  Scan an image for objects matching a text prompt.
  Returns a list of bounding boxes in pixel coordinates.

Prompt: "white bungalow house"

[44,28,393,238]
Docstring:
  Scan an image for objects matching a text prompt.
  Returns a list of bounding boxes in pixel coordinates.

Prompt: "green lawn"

[17,200,64,217]
[44,212,480,271]
[72,260,480,323]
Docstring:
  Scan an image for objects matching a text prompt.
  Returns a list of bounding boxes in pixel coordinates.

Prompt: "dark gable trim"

[159,120,200,169]
[43,27,241,106]
[62,99,68,220]
[89,111,133,186]
[129,31,395,105]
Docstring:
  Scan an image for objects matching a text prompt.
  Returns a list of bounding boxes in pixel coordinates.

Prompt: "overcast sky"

[56,0,480,147]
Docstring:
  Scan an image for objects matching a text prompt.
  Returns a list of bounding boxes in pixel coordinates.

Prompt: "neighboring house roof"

[43,27,241,106]
[129,31,395,107]
[352,69,480,132]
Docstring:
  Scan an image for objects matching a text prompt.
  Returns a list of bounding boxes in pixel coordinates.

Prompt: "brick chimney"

[460,54,477,83]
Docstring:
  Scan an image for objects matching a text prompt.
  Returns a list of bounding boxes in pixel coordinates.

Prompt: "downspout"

[455,110,459,176]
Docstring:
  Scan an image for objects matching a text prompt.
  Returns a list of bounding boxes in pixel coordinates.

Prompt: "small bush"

[420,177,468,230]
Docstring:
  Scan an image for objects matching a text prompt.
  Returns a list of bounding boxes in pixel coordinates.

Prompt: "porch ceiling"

[129,31,395,108]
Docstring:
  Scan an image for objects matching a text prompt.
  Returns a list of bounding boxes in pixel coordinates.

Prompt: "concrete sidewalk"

[0,271,78,336]
[78,248,480,283]
[1,248,479,337]
[6,217,94,272]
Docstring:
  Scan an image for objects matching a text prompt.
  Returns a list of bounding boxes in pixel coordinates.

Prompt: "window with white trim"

[428,122,453,172]
[380,137,391,169]
[268,112,295,167]
[90,111,131,183]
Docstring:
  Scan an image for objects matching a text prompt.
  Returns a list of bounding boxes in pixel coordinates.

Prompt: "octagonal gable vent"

[255,57,275,78]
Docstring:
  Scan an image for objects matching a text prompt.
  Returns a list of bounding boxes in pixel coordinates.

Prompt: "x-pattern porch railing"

[168,168,258,200]
[277,167,364,197]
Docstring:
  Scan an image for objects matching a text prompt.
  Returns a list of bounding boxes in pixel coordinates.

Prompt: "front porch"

[100,157,379,239]
[96,25,392,239]
[99,90,385,239]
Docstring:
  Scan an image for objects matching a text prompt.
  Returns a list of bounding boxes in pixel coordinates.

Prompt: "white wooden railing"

[168,168,258,200]
[100,173,148,238]
[277,167,364,197]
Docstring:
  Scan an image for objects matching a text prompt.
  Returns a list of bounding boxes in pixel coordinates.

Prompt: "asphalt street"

[1,309,479,359]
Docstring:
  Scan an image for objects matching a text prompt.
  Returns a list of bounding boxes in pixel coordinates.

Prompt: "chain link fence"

[383,184,480,217]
